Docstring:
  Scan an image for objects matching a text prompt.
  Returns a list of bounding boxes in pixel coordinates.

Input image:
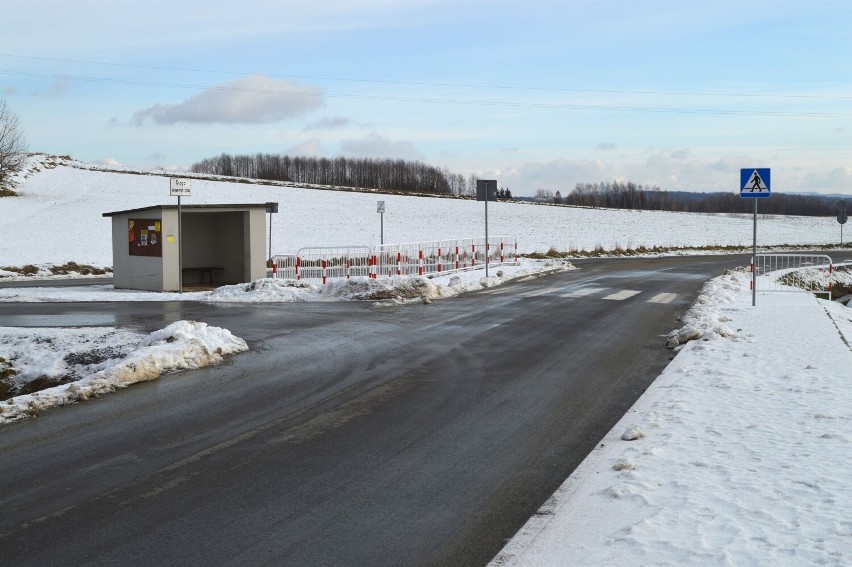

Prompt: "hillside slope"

[0,156,842,267]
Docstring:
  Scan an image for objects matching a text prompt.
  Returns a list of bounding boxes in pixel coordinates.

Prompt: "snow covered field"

[0,155,844,268]
[492,269,852,566]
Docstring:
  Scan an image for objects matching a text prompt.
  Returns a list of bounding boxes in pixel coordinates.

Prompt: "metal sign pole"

[476,180,496,279]
[752,197,756,307]
[178,195,183,294]
[377,201,386,245]
[740,168,769,307]
[485,185,489,279]
[170,178,191,293]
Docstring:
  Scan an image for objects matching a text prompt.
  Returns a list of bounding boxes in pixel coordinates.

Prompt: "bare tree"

[0,99,28,186]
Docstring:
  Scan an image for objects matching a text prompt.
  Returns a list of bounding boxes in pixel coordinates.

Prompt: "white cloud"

[304,116,351,130]
[339,132,421,159]
[287,138,323,156]
[596,142,618,151]
[503,152,764,195]
[801,166,852,191]
[504,158,613,191]
[668,148,691,160]
[132,75,324,125]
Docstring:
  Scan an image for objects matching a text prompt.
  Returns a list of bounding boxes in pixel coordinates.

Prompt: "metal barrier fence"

[272,237,518,283]
[754,253,834,299]
[274,246,372,283]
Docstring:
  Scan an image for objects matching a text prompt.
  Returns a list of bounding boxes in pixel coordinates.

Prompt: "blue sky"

[1,0,849,195]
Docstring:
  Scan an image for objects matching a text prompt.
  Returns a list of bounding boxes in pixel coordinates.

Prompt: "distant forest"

[531,181,842,217]
[190,153,841,216]
[190,152,474,196]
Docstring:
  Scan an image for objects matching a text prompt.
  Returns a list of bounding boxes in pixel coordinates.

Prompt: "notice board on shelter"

[128,219,162,257]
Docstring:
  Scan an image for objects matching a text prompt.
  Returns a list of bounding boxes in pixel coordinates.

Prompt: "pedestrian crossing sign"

[740,168,771,198]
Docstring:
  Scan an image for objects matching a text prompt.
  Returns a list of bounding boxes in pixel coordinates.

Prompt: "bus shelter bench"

[182,266,224,284]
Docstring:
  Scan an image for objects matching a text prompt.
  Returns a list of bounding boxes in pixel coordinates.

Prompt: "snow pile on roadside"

[0,327,142,394]
[1,321,248,424]
[204,278,319,302]
[664,267,746,347]
[207,259,573,303]
[0,259,572,303]
[493,271,852,566]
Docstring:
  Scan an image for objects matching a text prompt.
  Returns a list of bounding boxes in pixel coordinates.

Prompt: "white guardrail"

[272,237,518,283]
[754,253,834,299]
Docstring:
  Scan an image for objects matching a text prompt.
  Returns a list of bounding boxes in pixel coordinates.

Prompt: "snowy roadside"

[491,269,852,566]
[0,259,572,303]
[1,321,248,425]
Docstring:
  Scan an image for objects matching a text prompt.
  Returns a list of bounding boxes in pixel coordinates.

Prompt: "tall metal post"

[485,185,489,279]
[476,180,495,279]
[752,198,757,307]
[178,195,183,294]
[377,201,386,245]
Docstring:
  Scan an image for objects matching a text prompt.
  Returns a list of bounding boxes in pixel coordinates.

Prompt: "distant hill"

[0,155,844,268]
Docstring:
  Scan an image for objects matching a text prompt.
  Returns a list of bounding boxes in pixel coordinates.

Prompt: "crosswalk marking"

[648,293,678,304]
[603,289,642,301]
[487,285,679,304]
[518,286,564,298]
[559,286,606,298]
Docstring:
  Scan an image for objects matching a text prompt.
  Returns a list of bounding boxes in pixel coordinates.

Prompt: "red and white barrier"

[273,237,518,283]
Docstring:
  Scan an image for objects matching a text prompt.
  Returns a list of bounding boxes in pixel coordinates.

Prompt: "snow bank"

[0,259,573,303]
[1,321,248,424]
[493,269,852,566]
[665,267,746,347]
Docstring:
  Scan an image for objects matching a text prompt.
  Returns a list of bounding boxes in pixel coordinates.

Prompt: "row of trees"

[538,181,842,217]
[190,152,479,196]
[559,181,663,209]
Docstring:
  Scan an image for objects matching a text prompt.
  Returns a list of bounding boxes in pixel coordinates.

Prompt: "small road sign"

[377,201,385,214]
[740,168,770,198]
[476,180,497,201]
[839,208,848,225]
[170,178,192,197]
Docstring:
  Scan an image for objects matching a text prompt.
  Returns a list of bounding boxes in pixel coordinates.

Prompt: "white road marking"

[559,286,606,298]
[518,287,564,298]
[603,289,642,301]
[648,293,678,304]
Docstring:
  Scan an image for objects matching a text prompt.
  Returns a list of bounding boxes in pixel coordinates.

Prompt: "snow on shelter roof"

[102,203,279,217]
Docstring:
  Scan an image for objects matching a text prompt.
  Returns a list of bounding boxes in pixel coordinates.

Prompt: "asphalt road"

[0,254,809,565]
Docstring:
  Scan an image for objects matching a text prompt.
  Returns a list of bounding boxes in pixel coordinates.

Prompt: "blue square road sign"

[740,168,770,198]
